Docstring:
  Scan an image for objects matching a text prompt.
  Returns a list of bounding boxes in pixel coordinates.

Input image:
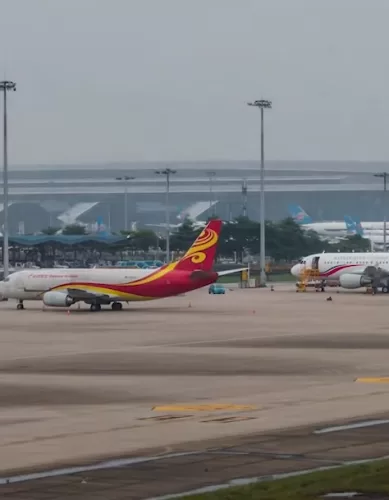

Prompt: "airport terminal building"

[0,159,388,234]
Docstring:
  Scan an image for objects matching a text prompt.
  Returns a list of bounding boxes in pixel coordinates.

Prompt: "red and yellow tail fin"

[175,219,222,272]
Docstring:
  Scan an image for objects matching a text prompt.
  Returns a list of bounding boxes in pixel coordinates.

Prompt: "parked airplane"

[291,252,389,293]
[288,205,359,237]
[0,219,245,311]
[344,215,389,248]
[289,204,389,235]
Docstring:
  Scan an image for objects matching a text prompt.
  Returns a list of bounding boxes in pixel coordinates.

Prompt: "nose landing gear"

[16,300,24,310]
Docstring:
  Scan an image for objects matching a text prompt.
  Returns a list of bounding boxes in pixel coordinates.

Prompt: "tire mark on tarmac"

[0,352,347,376]
[0,332,343,363]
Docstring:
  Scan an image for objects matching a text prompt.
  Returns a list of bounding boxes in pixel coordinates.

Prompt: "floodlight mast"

[247,99,272,287]
[156,168,177,262]
[0,80,16,279]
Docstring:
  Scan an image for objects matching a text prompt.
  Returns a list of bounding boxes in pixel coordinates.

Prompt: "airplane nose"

[291,264,299,277]
[0,281,5,300]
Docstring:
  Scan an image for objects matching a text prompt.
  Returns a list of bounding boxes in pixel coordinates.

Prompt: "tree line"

[41,216,370,262]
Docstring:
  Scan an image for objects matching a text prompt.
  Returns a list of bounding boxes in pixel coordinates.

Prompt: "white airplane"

[291,252,389,293]
[288,205,358,237]
[0,219,246,311]
[289,205,389,236]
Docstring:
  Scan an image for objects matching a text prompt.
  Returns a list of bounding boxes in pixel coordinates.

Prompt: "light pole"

[115,175,135,231]
[0,81,16,279]
[156,168,176,262]
[206,171,216,216]
[374,172,388,251]
[242,178,248,217]
[248,99,272,287]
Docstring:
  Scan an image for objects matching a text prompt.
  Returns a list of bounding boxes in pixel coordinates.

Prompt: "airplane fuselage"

[291,252,389,280]
[301,221,389,238]
[1,268,146,301]
[0,267,218,302]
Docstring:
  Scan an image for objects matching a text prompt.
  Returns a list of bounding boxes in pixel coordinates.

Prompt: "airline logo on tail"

[287,204,313,224]
[175,219,222,272]
[344,216,364,236]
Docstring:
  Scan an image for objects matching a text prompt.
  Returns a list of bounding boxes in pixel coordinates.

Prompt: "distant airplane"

[344,215,389,250]
[288,204,355,237]
[289,204,389,237]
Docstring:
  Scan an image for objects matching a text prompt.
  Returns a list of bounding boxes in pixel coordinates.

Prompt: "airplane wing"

[217,268,248,276]
[365,266,389,278]
[190,268,248,280]
[347,265,389,277]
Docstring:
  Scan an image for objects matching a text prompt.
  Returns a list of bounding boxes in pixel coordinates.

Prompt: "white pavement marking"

[314,419,389,434]
[0,452,200,485]
[147,454,389,500]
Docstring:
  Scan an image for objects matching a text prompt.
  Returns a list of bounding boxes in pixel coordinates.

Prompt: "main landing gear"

[111,302,123,311]
[89,302,123,312]
[16,300,24,310]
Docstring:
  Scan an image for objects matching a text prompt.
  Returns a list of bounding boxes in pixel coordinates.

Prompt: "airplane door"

[312,256,320,270]
[9,273,24,291]
[3,272,25,299]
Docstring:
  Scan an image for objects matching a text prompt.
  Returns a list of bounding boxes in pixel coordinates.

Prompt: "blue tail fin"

[344,215,364,236]
[287,204,312,224]
[96,216,110,236]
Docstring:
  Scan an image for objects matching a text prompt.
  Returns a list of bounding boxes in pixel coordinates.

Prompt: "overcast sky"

[1,0,389,165]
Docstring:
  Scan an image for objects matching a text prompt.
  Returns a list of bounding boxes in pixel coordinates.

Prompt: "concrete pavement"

[0,285,389,497]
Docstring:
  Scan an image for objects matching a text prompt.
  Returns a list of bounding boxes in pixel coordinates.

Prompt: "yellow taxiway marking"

[355,377,389,383]
[152,404,257,412]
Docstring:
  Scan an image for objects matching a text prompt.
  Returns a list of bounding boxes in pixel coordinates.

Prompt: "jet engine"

[43,291,74,307]
[339,273,372,290]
